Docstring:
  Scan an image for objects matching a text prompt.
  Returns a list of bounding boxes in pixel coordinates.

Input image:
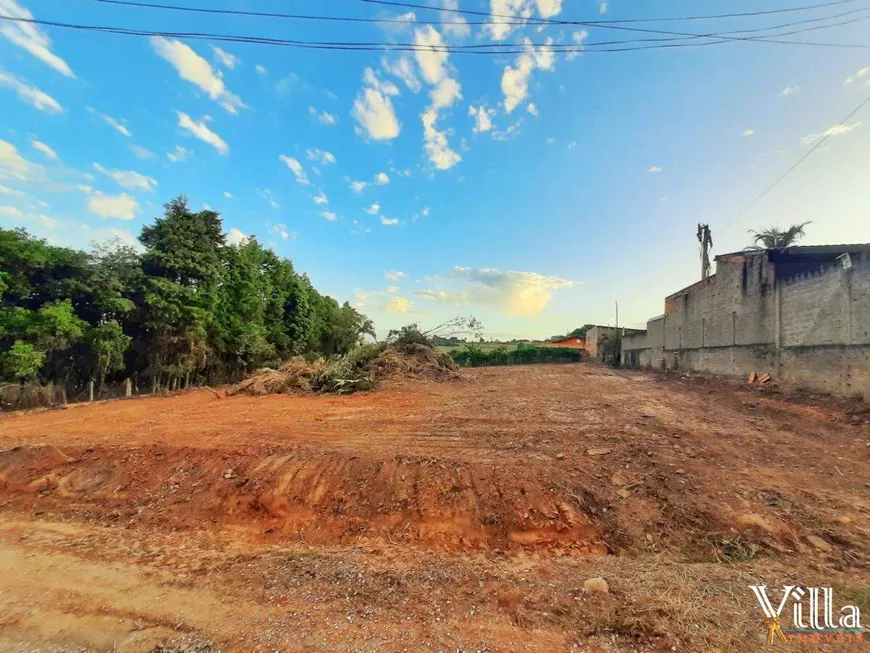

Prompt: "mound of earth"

[229,343,459,397]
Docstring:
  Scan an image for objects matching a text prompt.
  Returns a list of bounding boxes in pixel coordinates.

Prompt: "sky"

[1,0,869,339]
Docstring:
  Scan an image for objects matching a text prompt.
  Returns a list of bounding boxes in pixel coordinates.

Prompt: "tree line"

[0,196,374,392]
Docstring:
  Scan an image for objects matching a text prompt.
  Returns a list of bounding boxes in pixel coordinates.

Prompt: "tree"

[748,222,810,250]
[570,324,595,339]
[88,320,132,390]
[1,341,44,383]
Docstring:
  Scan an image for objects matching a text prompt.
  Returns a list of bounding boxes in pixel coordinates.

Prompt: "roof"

[715,243,870,261]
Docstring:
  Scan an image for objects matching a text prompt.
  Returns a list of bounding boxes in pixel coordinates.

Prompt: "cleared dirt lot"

[1,363,869,651]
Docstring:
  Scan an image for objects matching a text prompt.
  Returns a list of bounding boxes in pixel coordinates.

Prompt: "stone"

[586,448,611,456]
[556,453,566,460]
[582,577,609,594]
[611,472,629,486]
[807,535,832,552]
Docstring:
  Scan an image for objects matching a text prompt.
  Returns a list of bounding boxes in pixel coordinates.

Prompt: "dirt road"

[1,364,868,651]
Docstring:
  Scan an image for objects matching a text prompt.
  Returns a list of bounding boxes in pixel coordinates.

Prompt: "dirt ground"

[1,363,869,651]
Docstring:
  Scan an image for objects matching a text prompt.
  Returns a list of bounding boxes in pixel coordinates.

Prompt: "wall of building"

[621,252,870,399]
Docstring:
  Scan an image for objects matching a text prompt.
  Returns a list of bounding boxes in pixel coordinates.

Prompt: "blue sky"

[1,0,869,339]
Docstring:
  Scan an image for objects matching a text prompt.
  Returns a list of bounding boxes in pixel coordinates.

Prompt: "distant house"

[537,336,586,349]
[585,326,644,359]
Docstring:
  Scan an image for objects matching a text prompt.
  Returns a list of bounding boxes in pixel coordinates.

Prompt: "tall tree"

[748,222,810,250]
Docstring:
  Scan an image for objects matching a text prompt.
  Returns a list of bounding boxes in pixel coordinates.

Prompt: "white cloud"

[599,1,608,14]
[413,27,462,170]
[306,148,337,165]
[131,145,155,159]
[31,139,57,160]
[365,203,380,214]
[349,180,367,193]
[422,207,430,216]
[320,210,337,221]
[414,26,449,85]
[801,122,861,145]
[279,155,310,185]
[212,46,239,69]
[381,216,399,226]
[527,102,539,117]
[257,188,279,209]
[308,106,338,125]
[0,0,74,77]
[423,108,462,170]
[167,145,191,162]
[385,270,406,280]
[417,266,576,317]
[382,55,422,93]
[0,70,62,113]
[177,111,229,154]
[88,108,132,137]
[226,227,248,245]
[255,64,267,75]
[354,289,412,314]
[566,29,589,61]
[223,191,232,199]
[647,165,662,173]
[93,163,157,192]
[87,191,139,221]
[469,104,494,133]
[502,38,555,113]
[844,66,869,85]
[386,296,411,314]
[440,0,470,37]
[151,37,245,114]
[0,139,42,180]
[272,222,294,240]
[779,85,800,96]
[313,191,328,205]
[743,129,755,137]
[375,172,390,185]
[0,183,25,197]
[0,205,23,217]
[353,68,401,141]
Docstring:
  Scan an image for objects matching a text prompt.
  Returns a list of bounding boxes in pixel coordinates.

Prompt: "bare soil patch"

[1,363,868,650]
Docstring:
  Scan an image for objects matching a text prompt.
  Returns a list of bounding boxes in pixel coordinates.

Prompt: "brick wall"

[621,251,870,399]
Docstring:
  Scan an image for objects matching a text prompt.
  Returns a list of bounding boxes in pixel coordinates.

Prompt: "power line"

[361,0,859,25]
[3,14,870,54]
[728,91,870,227]
[78,0,870,51]
[86,0,860,28]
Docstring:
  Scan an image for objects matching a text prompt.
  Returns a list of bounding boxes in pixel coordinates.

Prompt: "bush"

[450,346,581,368]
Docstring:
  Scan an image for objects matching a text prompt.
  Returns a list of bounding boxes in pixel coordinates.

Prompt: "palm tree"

[748,222,811,250]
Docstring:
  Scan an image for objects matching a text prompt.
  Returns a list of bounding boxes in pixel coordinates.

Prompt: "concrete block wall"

[621,252,870,399]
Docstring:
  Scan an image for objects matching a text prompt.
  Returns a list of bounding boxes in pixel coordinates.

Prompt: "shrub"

[450,346,581,368]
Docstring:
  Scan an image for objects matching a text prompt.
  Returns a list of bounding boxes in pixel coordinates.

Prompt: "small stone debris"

[616,488,631,499]
[222,469,235,480]
[555,453,566,460]
[807,535,832,552]
[610,472,629,486]
[582,577,609,594]
[586,448,611,456]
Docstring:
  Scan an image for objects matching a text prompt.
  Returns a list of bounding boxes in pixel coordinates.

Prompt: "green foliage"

[1,341,45,382]
[451,346,581,367]
[0,195,374,389]
[386,323,432,351]
[570,324,595,339]
[748,222,811,250]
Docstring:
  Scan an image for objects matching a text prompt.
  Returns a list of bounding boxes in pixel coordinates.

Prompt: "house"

[537,336,586,349]
[585,326,644,359]
[621,244,870,399]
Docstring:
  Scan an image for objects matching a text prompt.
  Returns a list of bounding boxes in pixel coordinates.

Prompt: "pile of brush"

[228,341,458,397]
